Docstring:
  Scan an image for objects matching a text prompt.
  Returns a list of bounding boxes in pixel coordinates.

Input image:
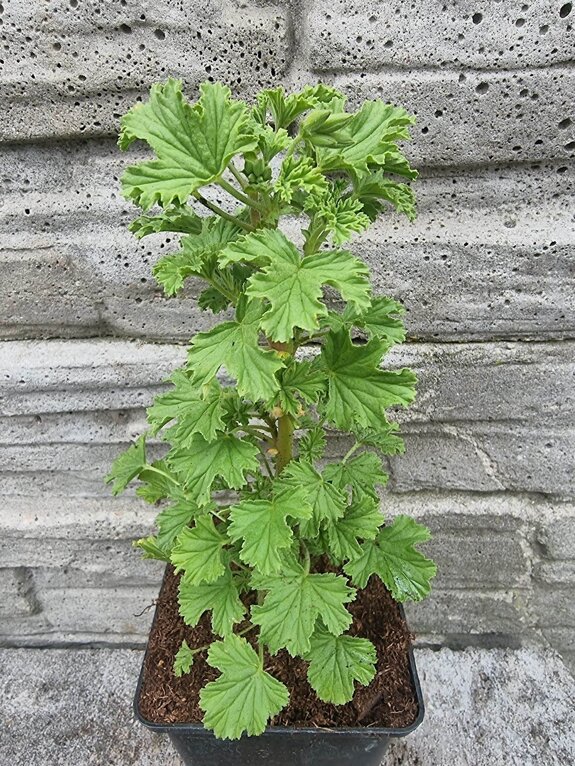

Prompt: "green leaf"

[275,156,328,204]
[170,516,227,585]
[318,100,415,176]
[153,217,241,296]
[187,300,284,402]
[105,436,146,495]
[355,422,406,455]
[298,424,327,463]
[344,515,436,601]
[173,639,195,677]
[178,567,245,637]
[200,634,289,740]
[326,495,384,562]
[354,172,416,221]
[129,205,203,238]
[276,460,347,538]
[331,296,406,350]
[305,627,377,704]
[133,535,171,561]
[120,79,257,210]
[256,85,340,130]
[320,330,417,431]
[228,488,312,575]
[324,452,389,502]
[251,565,355,655]
[169,432,260,505]
[156,502,199,551]
[226,228,370,342]
[147,372,226,442]
[300,109,354,148]
[320,197,371,245]
[136,460,181,503]
[197,286,231,314]
[275,361,325,417]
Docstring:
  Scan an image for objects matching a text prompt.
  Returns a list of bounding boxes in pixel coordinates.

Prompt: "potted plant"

[106,78,436,766]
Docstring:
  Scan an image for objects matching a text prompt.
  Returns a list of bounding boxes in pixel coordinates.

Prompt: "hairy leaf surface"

[251,564,355,655]
[305,628,377,704]
[200,634,289,740]
[169,433,260,505]
[178,567,245,636]
[120,80,257,209]
[345,515,436,601]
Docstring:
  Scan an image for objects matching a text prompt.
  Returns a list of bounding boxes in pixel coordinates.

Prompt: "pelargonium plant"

[106,79,436,741]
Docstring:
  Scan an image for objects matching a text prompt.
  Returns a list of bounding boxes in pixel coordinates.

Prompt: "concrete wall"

[1,1,574,668]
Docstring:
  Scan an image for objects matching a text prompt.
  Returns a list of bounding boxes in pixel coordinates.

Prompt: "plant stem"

[193,192,255,232]
[342,441,361,463]
[142,464,180,486]
[228,162,249,190]
[218,178,267,212]
[275,413,295,474]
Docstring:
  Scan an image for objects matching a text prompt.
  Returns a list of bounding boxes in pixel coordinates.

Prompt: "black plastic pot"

[134,605,424,766]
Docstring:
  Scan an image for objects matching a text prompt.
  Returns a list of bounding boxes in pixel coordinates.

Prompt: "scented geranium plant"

[106,79,436,740]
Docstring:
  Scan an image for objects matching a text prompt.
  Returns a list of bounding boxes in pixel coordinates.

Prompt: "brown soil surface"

[138,565,419,729]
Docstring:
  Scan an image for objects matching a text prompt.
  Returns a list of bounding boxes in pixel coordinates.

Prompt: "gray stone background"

[1,0,574,675]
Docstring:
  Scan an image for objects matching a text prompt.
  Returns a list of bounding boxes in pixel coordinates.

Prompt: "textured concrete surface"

[2,149,573,341]
[1,0,574,682]
[0,647,573,765]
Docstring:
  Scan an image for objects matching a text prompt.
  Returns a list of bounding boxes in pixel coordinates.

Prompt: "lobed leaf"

[187,299,284,402]
[173,639,195,677]
[200,634,289,740]
[170,516,227,585]
[251,564,355,655]
[344,515,436,601]
[168,432,260,505]
[105,436,146,495]
[120,79,257,210]
[178,567,245,637]
[320,330,417,431]
[228,488,312,575]
[305,627,377,704]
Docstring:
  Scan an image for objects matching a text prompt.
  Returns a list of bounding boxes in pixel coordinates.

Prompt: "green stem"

[228,162,249,190]
[142,464,180,486]
[218,178,267,212]
[302,541,311,574]
[342,441,361,464]
[275,413,295,474]
[193,192,255,232]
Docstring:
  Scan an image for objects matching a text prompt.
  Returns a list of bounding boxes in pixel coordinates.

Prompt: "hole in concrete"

[472,12,483,23]
[558,118,572,129]
[154,29,166,40]
[559,3,572,18]
[476,82,489,94]
[120,24,132,34]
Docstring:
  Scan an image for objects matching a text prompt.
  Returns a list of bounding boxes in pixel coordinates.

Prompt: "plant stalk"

[275,413,295,474]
